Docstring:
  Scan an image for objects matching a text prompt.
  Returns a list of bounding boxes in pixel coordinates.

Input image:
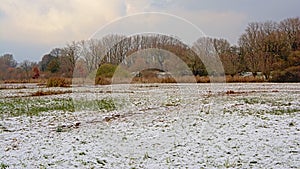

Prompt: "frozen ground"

[0,83,299,168]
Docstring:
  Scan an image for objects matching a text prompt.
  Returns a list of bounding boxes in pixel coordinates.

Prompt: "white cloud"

[124,0,247,44]
[1,0,298,62]
[125,0,150,13]
[174,10,247,44]
[0,0,126,44]
[0,0,247,46]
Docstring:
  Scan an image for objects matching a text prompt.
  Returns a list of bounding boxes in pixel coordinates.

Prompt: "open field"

[0,83,299,168]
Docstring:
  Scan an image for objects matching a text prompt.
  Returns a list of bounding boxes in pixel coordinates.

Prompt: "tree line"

[0,17,299,82]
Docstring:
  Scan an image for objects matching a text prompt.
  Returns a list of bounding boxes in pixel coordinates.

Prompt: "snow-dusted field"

[0,83,299,168]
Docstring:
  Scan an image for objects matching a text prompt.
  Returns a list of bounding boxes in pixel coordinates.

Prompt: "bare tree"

[80,39,106,74]
[39,48,62,72]
[238,22,262,76]
[192,37,223,76]
[0,54,17,80]
[259,21,278,79]
[60,41,80,77]
[239,21,289,79]
[279,17,300,51]
[212,38,242,76]
[20,60,35,80]
[0,54,17,68]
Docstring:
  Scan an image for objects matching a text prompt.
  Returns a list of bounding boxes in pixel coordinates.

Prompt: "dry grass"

[174,76,197,83]
[131,77,177,84]
[46,77,71,87]
[4,79,46,84]
[195,76,211,83]
[95,77,112,85]
[195,75,266,83]
[30,90,72,97]
[0,85,27,90]
[225,90,248,95]
[2,75,269,87]
[71,78,95,85]
[226,75,265,83]
[225,89,279,96]
[95,75,267,85]
[5,89,73,98]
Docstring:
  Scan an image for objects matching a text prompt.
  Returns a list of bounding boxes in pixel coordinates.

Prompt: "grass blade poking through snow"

[0,97,116,117]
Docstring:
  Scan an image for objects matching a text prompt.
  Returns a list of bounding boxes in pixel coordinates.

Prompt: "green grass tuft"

[0,97,116,117]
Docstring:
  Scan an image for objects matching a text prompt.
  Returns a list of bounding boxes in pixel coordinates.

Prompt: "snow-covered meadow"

[0,83,299,168]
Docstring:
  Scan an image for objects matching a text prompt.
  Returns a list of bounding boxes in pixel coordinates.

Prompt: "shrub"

[95,77,111,85]
[46,77,71,87]
[161,77,177,83]
[95,64,130,85]
[270,66,300,82]
[95,64,117,85]
[96,64,117,78]
[195,76,210,83]
[226,75,265,83]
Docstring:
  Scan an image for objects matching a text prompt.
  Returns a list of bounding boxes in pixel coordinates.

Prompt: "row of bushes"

[94,63,280,84]
[46,77,71,87]
[270,66,300,82]
[45,70,300,86]
[5,63,296,86]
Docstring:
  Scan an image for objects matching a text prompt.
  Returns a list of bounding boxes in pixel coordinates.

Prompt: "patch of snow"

[0,83,299,168]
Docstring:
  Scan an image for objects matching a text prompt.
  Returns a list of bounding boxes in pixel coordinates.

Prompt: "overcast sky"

[0,0,299,62]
